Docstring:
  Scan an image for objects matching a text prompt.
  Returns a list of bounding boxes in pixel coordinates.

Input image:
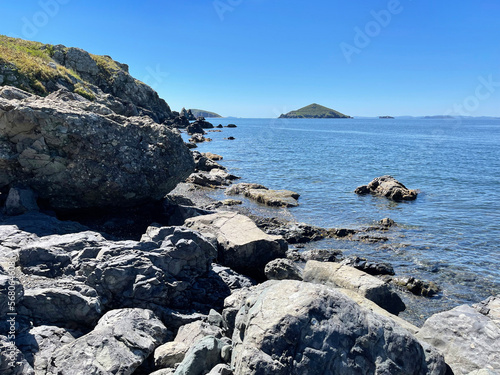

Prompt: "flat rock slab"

[226,183,300,207]
[355,175,418,201]
[184,212,287,279]
[303,260,405,315]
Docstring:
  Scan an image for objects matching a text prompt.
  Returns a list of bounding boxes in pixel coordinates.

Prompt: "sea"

[188,117,500,325]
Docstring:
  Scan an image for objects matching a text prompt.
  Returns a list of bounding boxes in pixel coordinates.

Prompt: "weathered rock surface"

[226,183,300,207]
[0,335,34,375]
[355,175,418,201]
[16,325,79,374]
[174,336,225,375]
[211,264,256,290]
[264,258,303,281]
[252,216,329,244]
[18,277,102,329]
[0,87,194,210]
[230,280,446,375]
[46,308,168,375]
[3,187,38,216]
[186,172,231,188]
[417,296,500,375]
[303,260,405,315]
[192,151,226,172]
[184,211,287,279]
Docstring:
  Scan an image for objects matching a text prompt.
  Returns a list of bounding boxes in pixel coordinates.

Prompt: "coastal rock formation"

[417,296,500,374]
[0,87,194,210]
[229,280,446,374]
[0,36,172,123]
[189,109,222,119]
[226,182,300,207]
[355,175,418,201]
[303,260,405,315]
[180,107,196,121]
[184,211,287,279]
[46,308,168,375]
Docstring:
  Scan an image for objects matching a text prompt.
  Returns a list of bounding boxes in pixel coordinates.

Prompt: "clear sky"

[1,0,499,117]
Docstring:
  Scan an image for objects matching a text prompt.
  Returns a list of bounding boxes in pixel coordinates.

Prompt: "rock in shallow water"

[0,87,194,210]
[355,175,418,201]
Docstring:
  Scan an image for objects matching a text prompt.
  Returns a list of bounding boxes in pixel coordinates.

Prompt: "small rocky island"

[190,109,222,118]
[1,35,498,375]
[279,103,351,119]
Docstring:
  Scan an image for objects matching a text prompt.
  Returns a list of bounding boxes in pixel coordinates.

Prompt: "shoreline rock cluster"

[1,42,498,374]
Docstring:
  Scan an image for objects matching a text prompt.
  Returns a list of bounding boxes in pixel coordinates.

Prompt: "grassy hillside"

[0,35,126,99]
[279,103,350,118]
[190,109,222,118]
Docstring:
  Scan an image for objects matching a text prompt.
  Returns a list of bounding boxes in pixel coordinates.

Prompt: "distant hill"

[190,109,222,118]
[279,103,350,119]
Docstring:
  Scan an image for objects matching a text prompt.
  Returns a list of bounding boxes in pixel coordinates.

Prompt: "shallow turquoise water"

[191,117,500,322]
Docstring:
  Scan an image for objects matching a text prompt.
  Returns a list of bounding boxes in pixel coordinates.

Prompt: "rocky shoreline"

[1,45,499,374]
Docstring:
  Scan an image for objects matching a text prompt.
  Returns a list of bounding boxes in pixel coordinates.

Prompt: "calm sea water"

[191,117,500,324]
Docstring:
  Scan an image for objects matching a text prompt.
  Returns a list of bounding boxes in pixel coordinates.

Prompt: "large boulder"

[0,88,194,210]
[355,175,418,201]
[230,280,446,375]
[303,260,405,315]
[46,308,168,375]
[416,296,500,375]
[184,212,287,280]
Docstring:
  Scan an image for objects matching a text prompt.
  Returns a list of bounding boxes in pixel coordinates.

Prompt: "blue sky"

[1,0,499,117]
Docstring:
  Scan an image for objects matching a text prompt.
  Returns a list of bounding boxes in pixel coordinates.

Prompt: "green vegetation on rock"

[279,103,350,119]
[190,109,222,118]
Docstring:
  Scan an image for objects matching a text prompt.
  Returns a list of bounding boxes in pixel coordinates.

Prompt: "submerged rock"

[355,175,418,201]
[0,87,194,210]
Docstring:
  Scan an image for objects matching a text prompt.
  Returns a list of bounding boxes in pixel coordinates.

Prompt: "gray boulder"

[0,88,193,210]
[303,260,405,315]
[211,264,256,290]
[355,175,418,201]
[264,258,303,281]
[417,296,500,375]
[184,211,287,279]
[231,280,446,375]
[46,308,168,375]
[174,336,224,375]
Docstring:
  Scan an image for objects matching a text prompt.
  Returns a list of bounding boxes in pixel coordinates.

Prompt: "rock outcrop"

[0,87,194,210]
[355,175,418,201]
[229,280,446,374]
[46,308,168,375]
[417,296,500,375]
[303,260,405,315]
[184,211,287,279]
[226,183,300,207]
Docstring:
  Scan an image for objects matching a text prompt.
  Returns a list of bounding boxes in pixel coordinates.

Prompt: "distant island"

[279,103,351,119]
[190,109,222,118]
[379,116,394,119]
